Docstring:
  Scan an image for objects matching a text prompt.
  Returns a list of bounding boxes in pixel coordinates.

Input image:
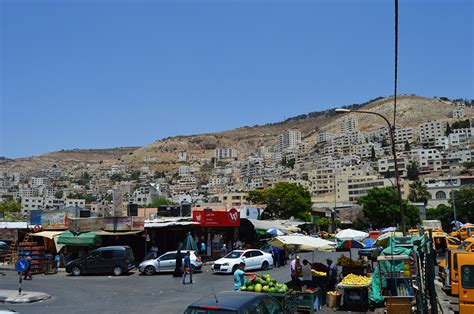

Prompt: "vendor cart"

[337,281,371,312]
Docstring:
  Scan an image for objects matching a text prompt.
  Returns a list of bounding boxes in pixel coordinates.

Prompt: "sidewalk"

[0,289,51,303]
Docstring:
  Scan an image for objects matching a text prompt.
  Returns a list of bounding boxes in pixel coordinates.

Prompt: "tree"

[404,141,411,152]
[54,190,64,199]
[408,180,430,205]
[406,161,420,181]
[316,217,331,232]
[426,204,454,231]
[0,199,21,215]
[370,146,376,161]
[130,171,141,180]
[451,185,474,223]
[77,172,91,186]
[445,122,452,136]
[110,173,123,182]
[147,198,175,208]
[248,182,312,221]
[357,187,420,229]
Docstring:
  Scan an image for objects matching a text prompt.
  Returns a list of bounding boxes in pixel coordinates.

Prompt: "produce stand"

[293,288,322,313]
[337,282,371,312]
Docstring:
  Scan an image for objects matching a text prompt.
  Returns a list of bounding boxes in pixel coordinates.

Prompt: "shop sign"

[41,211,67,229]
[69,217,104,233]
[192,208,240,227]
[131,217,145,230]
[103,217,132,231]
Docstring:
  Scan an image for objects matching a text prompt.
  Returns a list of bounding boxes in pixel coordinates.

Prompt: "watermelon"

[240,286,247,291]
[254,284,262,292]
[269,287,276,293]
[247,285,254,291]
[262,285,269,292]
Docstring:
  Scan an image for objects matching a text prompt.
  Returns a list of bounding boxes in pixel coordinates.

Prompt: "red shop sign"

[193,208,240,227]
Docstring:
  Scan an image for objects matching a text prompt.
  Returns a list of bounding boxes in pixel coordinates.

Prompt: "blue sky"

[1,0,472,158]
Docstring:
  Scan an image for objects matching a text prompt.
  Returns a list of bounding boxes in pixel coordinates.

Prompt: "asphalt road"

[0,251,355,314]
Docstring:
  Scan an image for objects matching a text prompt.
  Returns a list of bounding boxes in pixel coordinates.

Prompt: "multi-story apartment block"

[377,157,408,177]
[453,127,474,144]
[209,192,249,207]
[451,101,465,118]
[310,168,334,195]
[419,121,446,146]
[30,177,49,187]
[21,197,85,212]
[177,150,188,161]
[214,148,237,160]
[367,127,415,144]
[317,132,334,144]
[335,174,393,202]
[355,143,383,159]
[178,166,191,176]
[340,115,358,134]
[276,129,302,152]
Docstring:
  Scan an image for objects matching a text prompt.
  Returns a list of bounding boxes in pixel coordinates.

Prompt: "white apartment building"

[130,184,160,206]
[335,174,393,203]
[214,148,237,160]
[453,127,474,144]
[340,115,358,134]
[317,132,334,144]
[310,168,334,195]
[377,157,408,177]
[451,101,465,118]
[355,143,384,159]
[21,197,85,212]
[419,121,446,146]
[411,148,442,169]
[178,166,191,176]
[446,150,472,163]
[367,127,415,144]
[332,132,365,146]
[276,129,302,152]
[110,164,127,174]
[177,150,188,161]
[31,177,49,187]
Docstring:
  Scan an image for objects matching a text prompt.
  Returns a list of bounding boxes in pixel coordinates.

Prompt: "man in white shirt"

[301,259,313,286]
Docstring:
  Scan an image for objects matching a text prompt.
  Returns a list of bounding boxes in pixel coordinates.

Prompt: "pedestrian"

[23,254,33,280]
[182,251,193,284]
[220,244,227,257]
[150,242,159,259]
[279,248,286,266]
[233,262,252,291]
[271,246,280,268]
[173,249,183,277]
[290,255,300,285]
[301,259,313,287]
[245,242,251,250]
[326,258,338,291]
[54,254,61,273]
[200,241,206,256]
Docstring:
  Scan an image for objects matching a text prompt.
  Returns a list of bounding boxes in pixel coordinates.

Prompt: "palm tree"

[408,180,431,205]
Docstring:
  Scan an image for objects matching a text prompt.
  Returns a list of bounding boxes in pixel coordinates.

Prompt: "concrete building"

[310,168,335,195]
[209,192,249,208]
[419,121,446,146]
[451,101,465,118]
[31,177,49,187]
[177,150,188,161]
[377,157,408,177]
[340,115,358,134]
[335,174,393,202]
[317,132,334,144]
[214,148,237,160]
[276,129,302,152]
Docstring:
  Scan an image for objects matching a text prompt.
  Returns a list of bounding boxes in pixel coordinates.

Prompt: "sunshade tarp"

[335,229,369,241]
[32,231,63,239]
[57,231,100,246]
[268,235,335,251]
[246,219,301,232]
[94,230,142,236]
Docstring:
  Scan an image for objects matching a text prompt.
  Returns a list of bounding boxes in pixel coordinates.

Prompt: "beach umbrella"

[268,235,335,252]
[363,238,376,248]
[180,232,198,252]
[337,239,365,259]
[335,228,369,241]
[382,227,397,233]
[266,228,284,236]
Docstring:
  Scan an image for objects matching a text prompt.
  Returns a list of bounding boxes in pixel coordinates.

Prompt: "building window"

[436,191,447,199]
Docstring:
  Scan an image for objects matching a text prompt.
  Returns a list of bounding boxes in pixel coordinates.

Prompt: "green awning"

[57,231,100,247]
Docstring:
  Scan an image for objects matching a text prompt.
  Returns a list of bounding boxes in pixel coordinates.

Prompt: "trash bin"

[326,291,342,308]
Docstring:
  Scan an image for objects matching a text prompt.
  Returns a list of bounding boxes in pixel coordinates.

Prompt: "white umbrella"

[335,228,369,241]
[268,235,335,252]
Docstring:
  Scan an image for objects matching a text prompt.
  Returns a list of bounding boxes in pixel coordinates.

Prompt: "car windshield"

[185,307,237,314]
[224,251,243,259]
[459,241,472,250]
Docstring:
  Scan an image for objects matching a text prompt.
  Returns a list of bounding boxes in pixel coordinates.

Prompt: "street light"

[335,108,406,235]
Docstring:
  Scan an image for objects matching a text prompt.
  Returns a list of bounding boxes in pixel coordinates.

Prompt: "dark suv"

[66,246,134,276]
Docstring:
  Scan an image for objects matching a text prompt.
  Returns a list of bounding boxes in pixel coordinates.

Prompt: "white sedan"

[212,249,273,274]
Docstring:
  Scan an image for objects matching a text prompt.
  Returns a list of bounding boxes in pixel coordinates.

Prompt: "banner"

[69,217,103,233]
[103,217,132,231]
[131,217,145,230]
[192,208,240,227]
[41,211,67,229]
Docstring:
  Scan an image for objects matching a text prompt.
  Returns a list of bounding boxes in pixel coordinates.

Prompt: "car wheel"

[144,265,155,275]
[232,265,239,274]
[261,261,269,270]
[72,266,81,276]
[113,266,123,276]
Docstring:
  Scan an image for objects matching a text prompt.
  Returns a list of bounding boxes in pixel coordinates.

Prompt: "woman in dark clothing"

[173,250,183,277]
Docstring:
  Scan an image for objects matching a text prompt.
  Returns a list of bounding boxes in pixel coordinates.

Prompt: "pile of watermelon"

[240,274,288,294]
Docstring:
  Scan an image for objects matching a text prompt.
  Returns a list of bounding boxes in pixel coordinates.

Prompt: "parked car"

[185,291,284,314]
[138,250,202,275]
[212,249,272,274]
[66,246,134,276]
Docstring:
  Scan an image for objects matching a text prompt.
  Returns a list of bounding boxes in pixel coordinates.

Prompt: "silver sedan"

[138,250,202,275]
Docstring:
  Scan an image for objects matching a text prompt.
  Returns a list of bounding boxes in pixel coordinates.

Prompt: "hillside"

[2,95,472,174]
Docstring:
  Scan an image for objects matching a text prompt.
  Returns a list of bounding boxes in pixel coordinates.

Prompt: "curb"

[0,291,51,304]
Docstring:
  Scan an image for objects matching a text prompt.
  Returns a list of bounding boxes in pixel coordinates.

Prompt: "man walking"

[24,254,33,280]
[326,258,338,291]
[290,255,300,284]
[271,246,280,268]
[233,262,252,290]
[182,251,193,284]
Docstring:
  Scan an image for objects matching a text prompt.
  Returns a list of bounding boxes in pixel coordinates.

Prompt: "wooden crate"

[386,297,413,314]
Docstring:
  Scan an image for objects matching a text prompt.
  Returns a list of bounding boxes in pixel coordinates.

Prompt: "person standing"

[220,244,227,257]
[54,254,61,273]
[24,254,33,280]
[301,259,313,287]
[150,243,159,259]
[233,262,252,290]
[279,249,286,266]
[182,251,193,284]
[271,246,280,268]
[326,258,338,291]
[173,249,183,277]
[290,255,300,284]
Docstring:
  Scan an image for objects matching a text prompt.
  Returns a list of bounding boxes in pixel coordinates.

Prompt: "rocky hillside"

[2,95,472,174]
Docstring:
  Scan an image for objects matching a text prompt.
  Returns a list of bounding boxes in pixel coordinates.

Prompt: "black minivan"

[66,246,135,276]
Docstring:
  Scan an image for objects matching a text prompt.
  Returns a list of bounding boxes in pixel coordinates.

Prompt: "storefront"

[145,218,198,255]
[192,208,241,259]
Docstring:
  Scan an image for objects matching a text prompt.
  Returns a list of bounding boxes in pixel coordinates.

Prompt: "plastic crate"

[342,287,369,312]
